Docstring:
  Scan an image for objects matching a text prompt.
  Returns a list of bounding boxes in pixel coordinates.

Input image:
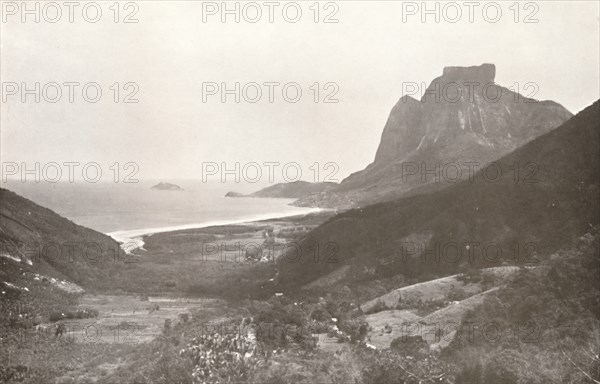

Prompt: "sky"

[1,0,599,183]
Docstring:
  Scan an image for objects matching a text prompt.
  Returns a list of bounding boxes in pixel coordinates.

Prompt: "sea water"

[0,180,318,244]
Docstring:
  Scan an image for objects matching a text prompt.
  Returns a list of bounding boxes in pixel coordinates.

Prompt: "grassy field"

[361,267,522,350]
[360,266,520,313]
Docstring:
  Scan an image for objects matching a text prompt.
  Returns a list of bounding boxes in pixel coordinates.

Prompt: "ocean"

[0,180,319,245]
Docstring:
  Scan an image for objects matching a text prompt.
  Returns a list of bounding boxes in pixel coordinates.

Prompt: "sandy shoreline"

[107,207,323,252]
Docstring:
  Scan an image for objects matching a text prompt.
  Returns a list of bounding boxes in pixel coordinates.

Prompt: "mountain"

[278,100,600,291]
[0,188,129,291]
[226,181,336,199]
[151,182,183,191]
[294,64,573,208]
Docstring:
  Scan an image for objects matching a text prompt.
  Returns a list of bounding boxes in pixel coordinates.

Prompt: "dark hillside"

[279,101,600,290]
[0,188,129,290]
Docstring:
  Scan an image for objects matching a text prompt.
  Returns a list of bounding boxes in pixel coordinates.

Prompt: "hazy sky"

[1,0,599,183]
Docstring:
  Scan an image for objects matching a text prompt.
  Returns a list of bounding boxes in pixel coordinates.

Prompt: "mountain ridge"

[226,180,336,199]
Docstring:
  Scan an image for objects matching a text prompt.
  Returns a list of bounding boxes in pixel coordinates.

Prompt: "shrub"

[447,286,467,301]
[49,311,64,322]
[48,308,98,322]
[339,319,368,343]
[365,299,389,314]
[482,358,519,384]
[457,269,483,284]
[309,308,328,322]
[390,335,429,357]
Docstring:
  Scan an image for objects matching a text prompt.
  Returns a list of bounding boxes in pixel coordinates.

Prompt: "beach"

[108,205,324,252]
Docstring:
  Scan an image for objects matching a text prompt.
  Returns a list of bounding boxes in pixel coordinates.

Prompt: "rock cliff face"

[295,64,573,208]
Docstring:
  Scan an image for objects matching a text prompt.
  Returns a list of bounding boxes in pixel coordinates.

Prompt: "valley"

[1,75,598,384]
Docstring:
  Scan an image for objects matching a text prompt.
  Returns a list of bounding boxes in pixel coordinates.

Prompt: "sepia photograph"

[1,1,599,383]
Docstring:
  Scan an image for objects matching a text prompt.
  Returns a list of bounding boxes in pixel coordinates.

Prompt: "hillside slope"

[0,188,129,290]
[278,100,599,290]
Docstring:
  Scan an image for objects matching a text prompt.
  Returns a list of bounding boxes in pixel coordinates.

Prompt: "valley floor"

[2,214,598,384]
[1,212,334,383]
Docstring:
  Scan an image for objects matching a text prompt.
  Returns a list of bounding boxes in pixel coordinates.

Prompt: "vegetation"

[447,228,600,383]
[48,308,98,322]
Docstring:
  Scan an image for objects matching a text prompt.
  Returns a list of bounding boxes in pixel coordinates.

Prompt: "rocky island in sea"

[151,182,183,191]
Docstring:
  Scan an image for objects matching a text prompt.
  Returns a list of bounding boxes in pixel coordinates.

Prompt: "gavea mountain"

[278,100,599,290]
[295,64,573,208]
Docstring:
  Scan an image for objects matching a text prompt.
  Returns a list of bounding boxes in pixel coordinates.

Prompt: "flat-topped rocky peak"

[440,63,496,84]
